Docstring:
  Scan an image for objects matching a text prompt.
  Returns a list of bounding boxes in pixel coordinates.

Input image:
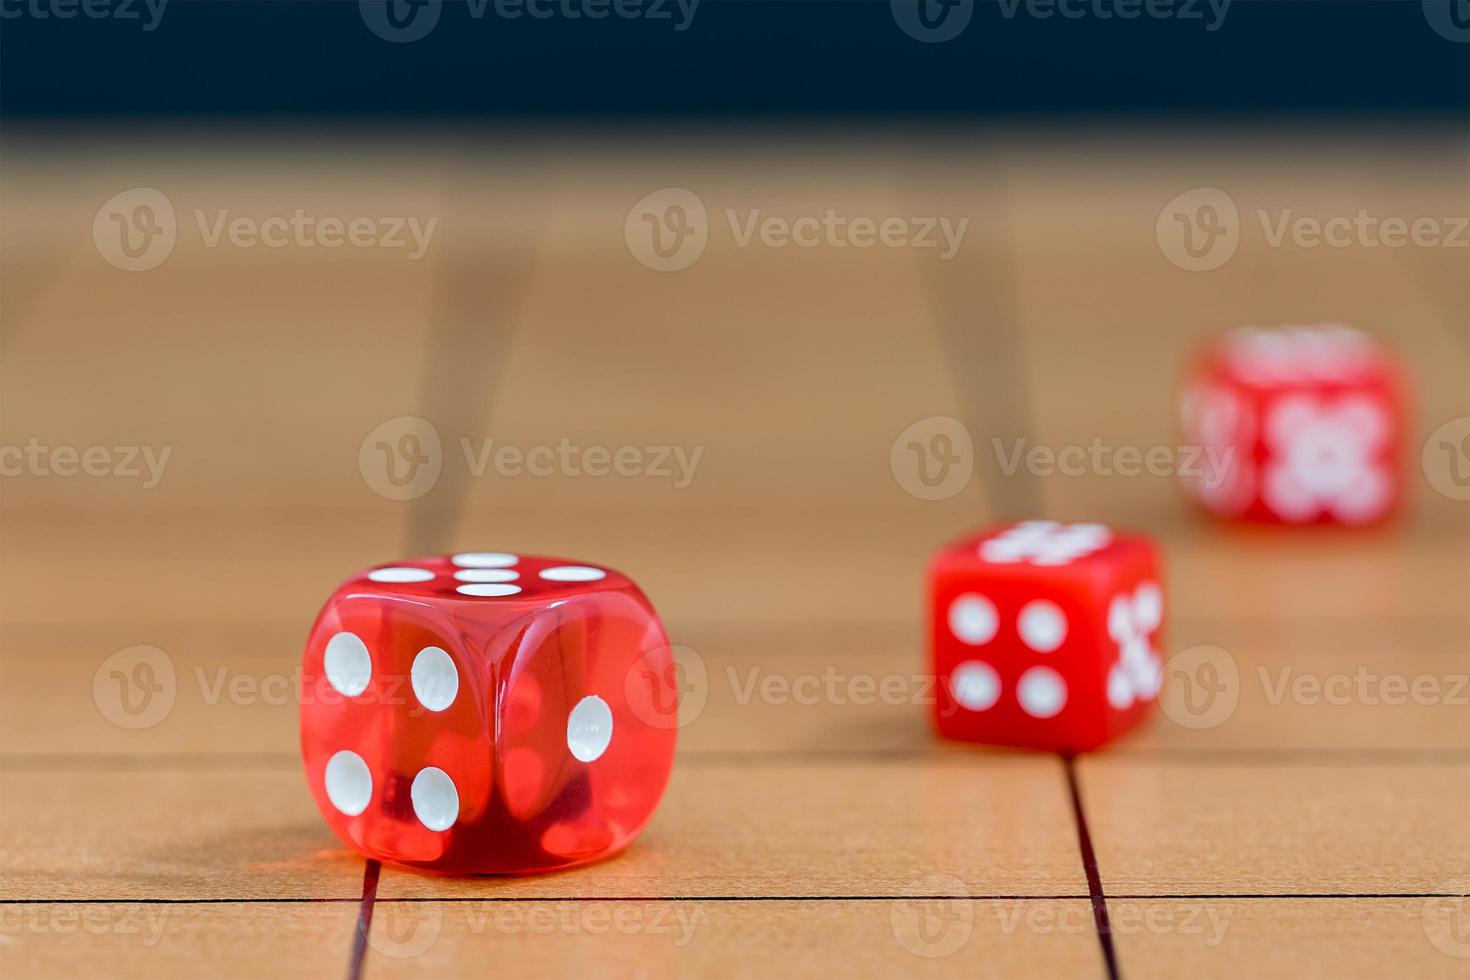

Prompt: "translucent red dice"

[1178,323,1406,525]
[300,552,677,874]
[929,522,1163,753]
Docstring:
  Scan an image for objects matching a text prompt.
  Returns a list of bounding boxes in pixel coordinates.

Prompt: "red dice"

[300,552,677,874]
[1178,324,1405,525]
[929,522,1163,753]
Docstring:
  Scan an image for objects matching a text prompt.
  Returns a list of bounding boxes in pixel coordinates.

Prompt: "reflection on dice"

[1178,324,1405,525]
[929,522,1163,753]
[300,552,677,874]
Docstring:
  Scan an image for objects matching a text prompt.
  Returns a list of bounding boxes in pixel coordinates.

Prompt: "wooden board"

[1,126,1467,979]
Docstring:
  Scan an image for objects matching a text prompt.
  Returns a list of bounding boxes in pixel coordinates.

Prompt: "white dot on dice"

[411,646,459,712]
[949,660,1001,712]
[1017,600,1067,653]
[1133,581,1163,632]
[1017,666,1067,718]
[567,695,614,762]
[540,566,607,583]
[324,750,373,816]
[453,568,519,583]
[411,766,460,831]
[451,552,518,568]
[948,593,998,646]
[367,567,436,583]
[456,584,523,597]
[323,632,372,697]
[1107,663,1133,710]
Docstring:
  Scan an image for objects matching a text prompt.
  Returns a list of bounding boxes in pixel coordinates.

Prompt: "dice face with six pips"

[300,552,677,874]
[929,522,1164,753]
[1178,323,1405,525]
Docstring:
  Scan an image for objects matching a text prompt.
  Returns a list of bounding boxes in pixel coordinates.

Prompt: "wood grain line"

[346,860,380,980]
[1065,755,1121,980]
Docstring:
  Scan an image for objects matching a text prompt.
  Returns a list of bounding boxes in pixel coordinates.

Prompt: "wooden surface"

[1,125,1467,979]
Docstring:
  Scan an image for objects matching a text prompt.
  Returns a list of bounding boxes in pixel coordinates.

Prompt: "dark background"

[2,0,1467,120]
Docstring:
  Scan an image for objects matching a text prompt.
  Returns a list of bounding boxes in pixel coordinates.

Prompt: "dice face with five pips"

[929,522,1164,753]
[1178,324,1405,525]
[300,552,677,874]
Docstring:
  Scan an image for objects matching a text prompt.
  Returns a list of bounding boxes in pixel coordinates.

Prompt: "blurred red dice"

[929,522,1162,753]
[1178,324,1405,525]
[300,552,677,874]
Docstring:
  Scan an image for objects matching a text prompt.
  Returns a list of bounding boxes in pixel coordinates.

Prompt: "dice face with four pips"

[1178,323,1406,525]
[300,552,677,874]
[929,522,1164,754]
